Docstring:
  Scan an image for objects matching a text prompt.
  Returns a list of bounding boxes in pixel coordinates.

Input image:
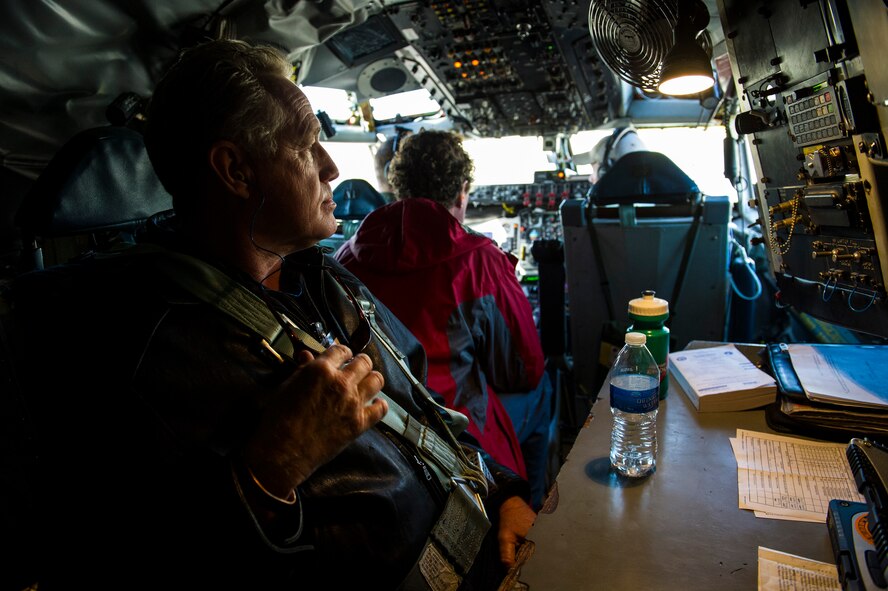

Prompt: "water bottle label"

[610,375,659,413]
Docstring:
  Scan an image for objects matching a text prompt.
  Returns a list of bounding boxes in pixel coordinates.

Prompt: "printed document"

[731,429,863,522]
[669,343,775,396]
[757,547,840,591]
[786,344,888,408]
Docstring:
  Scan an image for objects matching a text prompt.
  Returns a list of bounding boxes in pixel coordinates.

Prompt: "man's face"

[252,81,340,254]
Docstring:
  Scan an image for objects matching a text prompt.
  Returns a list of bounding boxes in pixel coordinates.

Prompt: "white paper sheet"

[732,429,863,522]
[786,344,888,408]
[757,547,841,591]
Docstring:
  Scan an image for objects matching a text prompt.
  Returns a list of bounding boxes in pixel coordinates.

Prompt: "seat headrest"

[332,179,387,221]
[591,151,700,206]
[16,126,173,237]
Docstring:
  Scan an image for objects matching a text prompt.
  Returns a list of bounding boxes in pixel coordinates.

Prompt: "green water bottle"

[627,290,670,400]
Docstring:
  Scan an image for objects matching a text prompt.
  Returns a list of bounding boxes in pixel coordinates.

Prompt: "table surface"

[515,344,838,590]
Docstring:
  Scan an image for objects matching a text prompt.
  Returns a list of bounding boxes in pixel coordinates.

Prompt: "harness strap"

[111,243,492,587]
[353,296,489,500]
[669,202,703,325]
[98,243,300,359]
[118,243,486,493]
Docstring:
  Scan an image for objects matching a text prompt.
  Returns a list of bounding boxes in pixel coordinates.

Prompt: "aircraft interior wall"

[719,0,888,340]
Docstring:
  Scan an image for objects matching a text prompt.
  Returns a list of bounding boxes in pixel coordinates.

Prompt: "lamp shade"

[657,37,714,96]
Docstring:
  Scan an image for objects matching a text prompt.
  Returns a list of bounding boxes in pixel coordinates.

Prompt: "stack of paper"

[668,344,777,412]
[774,344,888,437]
[786,344,888,409]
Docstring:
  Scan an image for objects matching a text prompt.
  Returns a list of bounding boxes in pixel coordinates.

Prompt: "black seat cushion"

[591,151,700,206]
[332,179,387,221]
[16,126,172,237]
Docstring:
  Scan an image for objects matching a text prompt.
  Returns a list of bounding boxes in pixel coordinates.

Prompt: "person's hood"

[343,198,492,273]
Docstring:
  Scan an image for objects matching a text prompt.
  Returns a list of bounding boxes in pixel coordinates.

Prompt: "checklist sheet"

[730,429,864,522]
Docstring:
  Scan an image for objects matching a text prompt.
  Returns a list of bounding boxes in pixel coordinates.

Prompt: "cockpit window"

[301,85,443,125]
[299,86,355,123]
[368,89,442,122]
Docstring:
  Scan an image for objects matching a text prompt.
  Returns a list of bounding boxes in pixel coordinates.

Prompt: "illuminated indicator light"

[461,72,468,78]
[454,61,462,68]
[471,59,479,66]
[479,70,486,76]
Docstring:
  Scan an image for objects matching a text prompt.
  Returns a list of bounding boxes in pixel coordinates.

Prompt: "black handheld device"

[836,438,888,589]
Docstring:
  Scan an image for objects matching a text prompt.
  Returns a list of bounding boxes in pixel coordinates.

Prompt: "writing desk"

[516,344,836,590]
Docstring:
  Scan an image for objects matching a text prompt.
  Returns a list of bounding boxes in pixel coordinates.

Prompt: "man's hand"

[497,496,537,567]
[244,344,387,498]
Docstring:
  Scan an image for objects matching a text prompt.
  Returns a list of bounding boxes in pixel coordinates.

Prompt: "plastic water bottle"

[609,332,660,477]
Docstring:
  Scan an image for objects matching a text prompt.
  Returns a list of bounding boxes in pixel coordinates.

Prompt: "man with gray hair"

[10,38,535,590]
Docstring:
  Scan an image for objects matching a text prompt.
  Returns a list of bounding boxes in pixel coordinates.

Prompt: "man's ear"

[458,180,470,207]
[208,140,252,198]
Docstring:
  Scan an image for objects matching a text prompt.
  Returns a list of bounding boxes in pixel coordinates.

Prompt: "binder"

[765,344,888,443]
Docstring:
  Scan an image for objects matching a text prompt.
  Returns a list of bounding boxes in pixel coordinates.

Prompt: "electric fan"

[588,0,710,93]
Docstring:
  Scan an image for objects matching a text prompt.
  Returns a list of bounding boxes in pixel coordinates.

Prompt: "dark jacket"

[335,198,545,477]
[10,227,528,590]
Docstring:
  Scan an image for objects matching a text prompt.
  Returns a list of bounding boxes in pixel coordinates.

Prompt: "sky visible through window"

[322,126,737,200]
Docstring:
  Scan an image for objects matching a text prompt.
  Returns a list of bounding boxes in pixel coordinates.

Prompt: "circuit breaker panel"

[719,0,888,337]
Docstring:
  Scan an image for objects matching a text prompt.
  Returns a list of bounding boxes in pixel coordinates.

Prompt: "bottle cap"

[625,332,646,345]
[628,290,669,316]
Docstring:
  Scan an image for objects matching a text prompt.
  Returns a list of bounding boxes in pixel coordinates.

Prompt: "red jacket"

[335,198,545,477]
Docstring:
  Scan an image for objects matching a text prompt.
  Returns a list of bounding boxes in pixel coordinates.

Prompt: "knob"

[769,201,795,215]
[771,217,797,230]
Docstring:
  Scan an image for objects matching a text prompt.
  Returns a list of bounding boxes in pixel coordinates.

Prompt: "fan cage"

[588,0,678,92]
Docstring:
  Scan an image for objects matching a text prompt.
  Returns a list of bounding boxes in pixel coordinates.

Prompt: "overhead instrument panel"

[719,0,888,338]
[374,0,620,136]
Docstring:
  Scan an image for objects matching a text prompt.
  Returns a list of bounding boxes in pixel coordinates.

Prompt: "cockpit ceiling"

[303,1,625,137]
[0,0,370,177]
[305,0,727,137]
[0,0,725,179]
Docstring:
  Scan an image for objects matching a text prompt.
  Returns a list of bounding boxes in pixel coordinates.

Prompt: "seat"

[591,150,700,206]
[332,178,388,221]
[561,151,731,402]
[15,125,173,270]
[2,124,172,590]
[320,178,387,251]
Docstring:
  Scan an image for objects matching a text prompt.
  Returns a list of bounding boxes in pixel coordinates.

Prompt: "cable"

[728,237,762,301]
[248,190,287,286]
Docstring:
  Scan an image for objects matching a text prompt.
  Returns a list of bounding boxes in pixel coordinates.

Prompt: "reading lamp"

[657,0,715,96]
